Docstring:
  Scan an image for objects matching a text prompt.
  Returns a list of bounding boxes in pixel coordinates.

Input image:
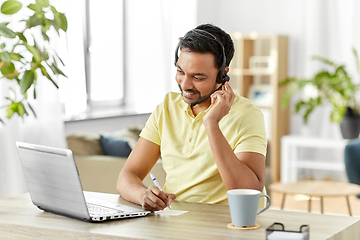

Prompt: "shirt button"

[189,138,193,143]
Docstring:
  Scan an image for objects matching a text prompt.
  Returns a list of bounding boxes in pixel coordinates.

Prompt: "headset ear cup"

[223,74,230,82]
[216,72,230,84]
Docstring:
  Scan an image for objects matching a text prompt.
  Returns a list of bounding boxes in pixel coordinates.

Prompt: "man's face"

[175,48,220,106]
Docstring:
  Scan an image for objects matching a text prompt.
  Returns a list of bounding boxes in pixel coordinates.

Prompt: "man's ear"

[225,66,229,73]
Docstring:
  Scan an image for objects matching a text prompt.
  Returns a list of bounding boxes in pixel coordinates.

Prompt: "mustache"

[178,84,200,95]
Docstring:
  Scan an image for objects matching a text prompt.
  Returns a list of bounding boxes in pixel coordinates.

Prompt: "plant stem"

[0,72,20,79]
[31,62,41,71]
[0,61,5,70]
[10,27,28,53]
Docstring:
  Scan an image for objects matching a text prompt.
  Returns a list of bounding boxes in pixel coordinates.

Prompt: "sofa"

[67,125,271,198]
[66,125,165,194]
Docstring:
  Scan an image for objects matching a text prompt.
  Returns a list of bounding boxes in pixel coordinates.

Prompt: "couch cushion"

[99,135,132,157]
[66,133,103,155]
[105,124,143,149]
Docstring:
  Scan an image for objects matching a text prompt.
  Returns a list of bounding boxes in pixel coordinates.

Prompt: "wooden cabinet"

[229,33,289,183]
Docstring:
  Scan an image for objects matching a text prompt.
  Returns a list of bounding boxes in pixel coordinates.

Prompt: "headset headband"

[174,28,229,84]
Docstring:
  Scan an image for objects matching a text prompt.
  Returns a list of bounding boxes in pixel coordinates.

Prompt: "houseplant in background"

[0,0,67,124]
[279,48,360,139]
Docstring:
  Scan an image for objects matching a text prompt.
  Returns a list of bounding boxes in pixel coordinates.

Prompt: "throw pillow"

[99,135,132,157]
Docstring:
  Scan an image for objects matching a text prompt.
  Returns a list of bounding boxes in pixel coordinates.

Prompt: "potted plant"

[0,0,67,124]
[279,48,360,139]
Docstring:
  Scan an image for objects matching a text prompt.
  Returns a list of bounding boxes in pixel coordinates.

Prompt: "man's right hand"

[141,185,176,211]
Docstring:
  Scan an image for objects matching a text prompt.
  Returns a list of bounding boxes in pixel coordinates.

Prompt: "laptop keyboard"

[87,203,124,216]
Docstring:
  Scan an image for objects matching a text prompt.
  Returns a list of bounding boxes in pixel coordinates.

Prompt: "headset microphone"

[189,82,225,107]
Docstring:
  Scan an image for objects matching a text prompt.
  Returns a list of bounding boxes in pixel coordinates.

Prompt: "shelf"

[281,136,349,183]
[230,68,274,76]
[230,34,289,183]
[296,161,345,171]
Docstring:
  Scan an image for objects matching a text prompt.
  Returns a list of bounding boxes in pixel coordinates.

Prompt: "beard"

[177,81,220,106]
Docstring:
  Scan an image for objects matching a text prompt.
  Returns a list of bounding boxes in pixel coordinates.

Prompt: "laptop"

[16,141,150,222]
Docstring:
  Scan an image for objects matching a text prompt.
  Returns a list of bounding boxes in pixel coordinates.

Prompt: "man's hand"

[141,185,176,211]
[203,82,235,125]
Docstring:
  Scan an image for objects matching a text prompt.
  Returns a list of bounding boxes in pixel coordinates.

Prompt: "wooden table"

[0,191,359,239]
[270,180,360,216]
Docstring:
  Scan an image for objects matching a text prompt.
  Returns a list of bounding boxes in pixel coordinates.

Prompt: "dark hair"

[176,23,235,70]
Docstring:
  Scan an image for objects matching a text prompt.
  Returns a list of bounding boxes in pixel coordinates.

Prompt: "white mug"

[227,189,271,227]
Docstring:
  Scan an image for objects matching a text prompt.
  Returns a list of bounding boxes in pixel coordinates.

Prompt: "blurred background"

[1,0,359,209]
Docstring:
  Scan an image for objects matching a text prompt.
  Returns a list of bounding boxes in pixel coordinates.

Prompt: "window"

[60,0,197,120]
[84,0,124,108]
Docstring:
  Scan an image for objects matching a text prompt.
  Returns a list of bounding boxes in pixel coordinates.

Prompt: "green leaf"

[20,70,35,94]
[6,102,28,118]
[36,0,49,8]
[52,63,66,77]
[6,106,15,118]
[40,64,58,88]
[27,13,45,28]
[0,61,16,77]
[48,19,60,35]
[41,28,50,41]
[16,32,27,43]
[9,52,23,61]
[16,102,27,116]
[50,6,57,13]
[54,51,65,66]
[27,3,42,12]
[27,102,36,117]
[1,0,22,15]
[53,12,67,32]
[0,43,5,49]
[24,43,41,62]
[0,22,16,38]
[295,101,306,113]
[0,51,11,62]
[47,61,66,77]
[312,55,335,66]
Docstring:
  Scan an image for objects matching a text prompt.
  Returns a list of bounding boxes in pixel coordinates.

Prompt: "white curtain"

[0,0,67,198]
[0,79,66,198]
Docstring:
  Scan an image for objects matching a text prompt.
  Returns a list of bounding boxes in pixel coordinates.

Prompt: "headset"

[174,29,230,107]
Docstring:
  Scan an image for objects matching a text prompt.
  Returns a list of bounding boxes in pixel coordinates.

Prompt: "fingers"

[165,193,176,206]
[141,186,174,212]
[211,82,234,104]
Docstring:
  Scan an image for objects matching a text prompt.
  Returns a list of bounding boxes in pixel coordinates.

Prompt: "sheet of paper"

[154,208,188,216]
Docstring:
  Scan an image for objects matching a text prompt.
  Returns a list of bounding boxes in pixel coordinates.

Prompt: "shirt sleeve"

[139,102,163,146]
[233,108,267,157]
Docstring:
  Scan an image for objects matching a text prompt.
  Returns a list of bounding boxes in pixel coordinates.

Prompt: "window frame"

[83,0,126,110]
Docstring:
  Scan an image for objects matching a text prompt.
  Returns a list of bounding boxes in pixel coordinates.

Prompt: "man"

[117,24,267,211]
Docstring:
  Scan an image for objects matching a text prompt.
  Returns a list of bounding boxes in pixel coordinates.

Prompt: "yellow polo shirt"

[140,92,267,205]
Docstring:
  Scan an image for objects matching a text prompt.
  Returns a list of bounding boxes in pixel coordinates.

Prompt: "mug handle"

[257,194,271,215]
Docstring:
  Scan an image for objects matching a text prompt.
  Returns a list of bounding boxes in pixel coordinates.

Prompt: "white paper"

[154,208,188,216]
[267,231,308,240]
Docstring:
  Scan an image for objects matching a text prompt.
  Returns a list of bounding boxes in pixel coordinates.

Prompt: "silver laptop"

[16,141,150,222]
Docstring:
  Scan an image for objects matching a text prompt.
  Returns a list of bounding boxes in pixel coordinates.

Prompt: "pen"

[150,173,172,210]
